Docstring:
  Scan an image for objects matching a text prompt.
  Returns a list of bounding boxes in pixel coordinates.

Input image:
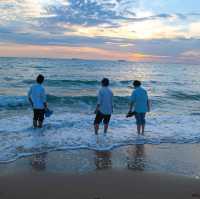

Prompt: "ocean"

[0,57,200,163]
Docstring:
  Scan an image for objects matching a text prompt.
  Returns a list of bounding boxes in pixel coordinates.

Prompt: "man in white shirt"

[94,78,113,134]
[28,74,47,128]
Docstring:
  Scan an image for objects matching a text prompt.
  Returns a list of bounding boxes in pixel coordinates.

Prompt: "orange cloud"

[0,43,166,62]
[131,53,169,62]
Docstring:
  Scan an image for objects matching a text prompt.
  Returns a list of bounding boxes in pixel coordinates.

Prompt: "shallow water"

[0,57,200,162]
[1,145,200,179]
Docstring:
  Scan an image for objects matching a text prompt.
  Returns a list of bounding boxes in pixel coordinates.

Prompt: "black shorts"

[33,109,45,122]
[94,111,111,125]
[135,112,146,125]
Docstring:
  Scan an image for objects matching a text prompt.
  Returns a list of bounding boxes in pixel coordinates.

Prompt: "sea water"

[0,57,200,162]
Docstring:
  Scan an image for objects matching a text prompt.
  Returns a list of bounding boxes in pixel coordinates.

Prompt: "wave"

[0,96,28,109]
[0,95,130,110]
[0,113,200,163]
[169,91,200,101]
[22,79,133,87]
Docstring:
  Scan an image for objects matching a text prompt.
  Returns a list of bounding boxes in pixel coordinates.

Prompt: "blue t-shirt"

[130,86,148,113]
[97,87,113,115]
[28,83,46,109]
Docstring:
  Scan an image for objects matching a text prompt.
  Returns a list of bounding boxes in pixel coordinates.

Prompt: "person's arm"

[128,91,135,113]
[112,92,113,113]
[44,102,48,109]
[42,88,48,109]
[128,101,133,113]
[147,98,150,112]
[95,90,101,114]
[29,97,33,107]
[28,87,33,108]
[95,104,100,114]
[146,91,150,112]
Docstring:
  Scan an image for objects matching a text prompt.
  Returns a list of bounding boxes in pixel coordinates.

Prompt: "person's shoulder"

[108,87,113,92]
[139,86,146,91]
[131,89,136,94]
[36,83,45,91]
[140,87,148,95]
[30,83,37,89]
[40,85,45,91]
[99,87,103,92]
[98,87,103,95]
[106,87,113,95]
[141,86,147,92]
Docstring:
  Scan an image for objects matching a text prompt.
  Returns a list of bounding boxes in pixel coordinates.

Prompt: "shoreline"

[0,144,200,198]
[1,144,200,178]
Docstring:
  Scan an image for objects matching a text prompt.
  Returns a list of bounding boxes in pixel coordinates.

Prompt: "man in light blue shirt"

[28,74,47,128]
[128,80,150,135]
[94,78,113,134]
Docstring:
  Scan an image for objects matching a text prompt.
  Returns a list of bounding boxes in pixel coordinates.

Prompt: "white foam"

[0,112,200,162]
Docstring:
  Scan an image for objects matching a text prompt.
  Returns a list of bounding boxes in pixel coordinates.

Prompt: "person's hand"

[128,110,132,114]
[94,109,99,114]
[126,111,131,117]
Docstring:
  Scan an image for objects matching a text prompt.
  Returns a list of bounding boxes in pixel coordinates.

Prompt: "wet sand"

[0,170,200,199]
[1,144,200,199]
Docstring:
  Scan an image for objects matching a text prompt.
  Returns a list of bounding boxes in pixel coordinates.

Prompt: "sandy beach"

[0,145,200,199]
[0,169,200,199]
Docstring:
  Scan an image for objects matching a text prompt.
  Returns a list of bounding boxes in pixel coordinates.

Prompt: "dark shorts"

[33,109,45,122]
[94,111,111,125]
[135,112,146,125]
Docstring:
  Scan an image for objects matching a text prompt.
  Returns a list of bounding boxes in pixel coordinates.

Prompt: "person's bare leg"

[141,125,145,135]
[38,121,43,128]
[104,124,109,134]
[137,125,141,135]
[33,120,37,128]
[94,124,99,135]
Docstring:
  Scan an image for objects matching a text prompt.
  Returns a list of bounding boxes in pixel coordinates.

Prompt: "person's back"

[29,83,46,109]
[131,86,148,113]
[128,80,150,135]
[98,86,113,115]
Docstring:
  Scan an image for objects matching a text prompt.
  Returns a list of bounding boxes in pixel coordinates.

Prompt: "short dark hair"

[36,74,44,84]
[101,78,109,87]
[133,80,141,87]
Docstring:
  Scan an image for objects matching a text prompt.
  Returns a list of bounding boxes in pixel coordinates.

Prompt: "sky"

[0,0,200,63]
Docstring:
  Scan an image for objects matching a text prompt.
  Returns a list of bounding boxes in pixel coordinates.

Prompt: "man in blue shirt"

[28,74,47,128]
[128,80,150,135]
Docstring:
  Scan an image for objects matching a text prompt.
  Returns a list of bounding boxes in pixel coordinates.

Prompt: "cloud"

[47,0,125,27]
[0,42,136,60]
[0,0,200,63]
[189,22,200,38]
[180,50,200,60]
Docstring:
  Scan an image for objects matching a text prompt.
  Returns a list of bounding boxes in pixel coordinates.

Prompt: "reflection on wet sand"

[95,150,112,169]
[127,144,145,171]
[30,153,47,170]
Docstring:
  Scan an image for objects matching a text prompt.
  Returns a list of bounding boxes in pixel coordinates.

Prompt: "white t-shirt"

[130,86,148,113]
[97,86,113,115]
[28,83,46,109]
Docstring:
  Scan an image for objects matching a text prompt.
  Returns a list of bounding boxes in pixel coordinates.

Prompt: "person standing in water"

[94,78,113,135]
[128,80,150,135]
[28,74,47,128]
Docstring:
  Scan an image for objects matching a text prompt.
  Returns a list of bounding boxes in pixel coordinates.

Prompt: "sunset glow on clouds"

[0,0,200,63]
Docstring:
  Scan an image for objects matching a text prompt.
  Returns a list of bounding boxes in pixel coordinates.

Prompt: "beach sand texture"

[0,170,200,199]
